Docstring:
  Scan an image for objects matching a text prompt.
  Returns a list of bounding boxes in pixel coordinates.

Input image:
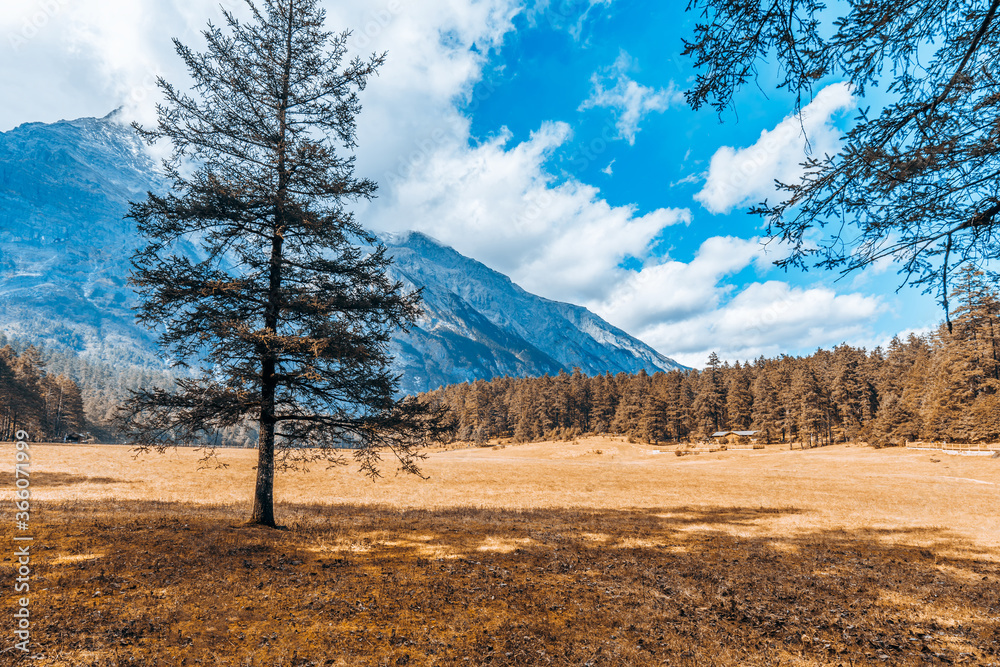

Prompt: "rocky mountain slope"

[382,231,684,393]
[0,111,163,365]
[0,113,685,395]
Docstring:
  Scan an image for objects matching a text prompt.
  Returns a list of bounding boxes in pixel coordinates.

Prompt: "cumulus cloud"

[694,82,855,215]
[577,234,882,366]
[579,50,682,145]
[367,120,692,304]
[331,0,522,179]
[592,236,765,331]
[0,2,888,368]
[0,0,258,130]
[634,279,884,368]
[0,0,521,134]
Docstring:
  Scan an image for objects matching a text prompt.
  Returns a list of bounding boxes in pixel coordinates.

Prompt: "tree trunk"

[248,5,293,530]
[250,227,284,528]
[250,230,283,528]
[250,416,276,527]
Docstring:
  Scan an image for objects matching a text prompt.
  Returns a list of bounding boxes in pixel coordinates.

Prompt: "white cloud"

[0,2,890,369]
[333,0,523,179]
[592,236,764,331]
[0,0,522,133]
[578,234,883,367]
[637,279,885,368]
[579,50,682,145]
[367,120,692,304]
[0,0,264,131]
[527,0,614,41]
[695,82,855,215]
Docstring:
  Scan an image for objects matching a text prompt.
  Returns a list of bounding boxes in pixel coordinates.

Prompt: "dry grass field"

[1,437,999,666]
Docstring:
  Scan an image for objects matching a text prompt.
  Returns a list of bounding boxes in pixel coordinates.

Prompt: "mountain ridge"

[382,230,685,393]
[0,113,687,395]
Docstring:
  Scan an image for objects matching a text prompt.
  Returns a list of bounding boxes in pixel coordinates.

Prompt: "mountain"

[382,231,685,393]
[0,113,686,395]
[0,111,163,365]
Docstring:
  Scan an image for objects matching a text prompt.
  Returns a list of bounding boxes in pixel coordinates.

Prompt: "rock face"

[0,113,686,393]
[381,231,685,394]
[0,111,163,365]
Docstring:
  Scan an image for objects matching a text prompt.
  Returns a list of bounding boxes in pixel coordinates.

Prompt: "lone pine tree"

[116,0,451,527]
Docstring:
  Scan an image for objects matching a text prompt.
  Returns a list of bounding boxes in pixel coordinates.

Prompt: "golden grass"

[1,437,998,665]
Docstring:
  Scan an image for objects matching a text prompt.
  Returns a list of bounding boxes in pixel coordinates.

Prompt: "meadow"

[1,437,998,666]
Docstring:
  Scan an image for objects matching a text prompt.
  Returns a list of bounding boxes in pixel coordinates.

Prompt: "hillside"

[0,113,685,396]
[383,231,685,393]
[0,111,163,366]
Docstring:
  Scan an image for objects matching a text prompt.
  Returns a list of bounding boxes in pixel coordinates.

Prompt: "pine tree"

[892,338,931,443]
[793,364,826,446]
[40,374,85,439]
[532,375,557,437]
[552,369,573,433]
[774,358,798,443]
[724,362,753,430]
[750,366,780,444]
[11,346,45,438]
[568,367,590,433]
[692,352,725,436]
[657,371,687,442]
[917,269,1000,441]
[0,346,21,440]
[612,370,647,436]
[831,347,866,443]
[589,373,617,433]
[115,0,451,527]
[870,393,918,447]
[635,391,667,444]
[951,266,1000,385]
[923,330,983,442]
[970,392,1000,443]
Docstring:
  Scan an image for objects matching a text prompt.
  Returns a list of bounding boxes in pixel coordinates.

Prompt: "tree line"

[0,341,86,442]
[0,333,264,446]
[6,265,1000,447]
[420,267,1000,447]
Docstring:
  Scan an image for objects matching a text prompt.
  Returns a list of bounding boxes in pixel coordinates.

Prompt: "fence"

[905,441,1000,457]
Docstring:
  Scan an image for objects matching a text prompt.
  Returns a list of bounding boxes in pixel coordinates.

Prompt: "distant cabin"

[710,430,759,445]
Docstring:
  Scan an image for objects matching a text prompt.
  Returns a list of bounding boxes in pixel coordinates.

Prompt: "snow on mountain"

[0,111,164,365]
[381,231,685,394]
[0,113,687,393]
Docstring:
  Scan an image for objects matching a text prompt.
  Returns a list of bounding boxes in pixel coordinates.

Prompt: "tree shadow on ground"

[0,472,128,487]
[7,500,999,667]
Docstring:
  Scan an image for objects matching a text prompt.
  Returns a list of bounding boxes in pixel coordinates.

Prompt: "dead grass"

[1,437,999,665]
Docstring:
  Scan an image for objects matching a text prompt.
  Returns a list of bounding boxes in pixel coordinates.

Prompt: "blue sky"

[0,0,942,367]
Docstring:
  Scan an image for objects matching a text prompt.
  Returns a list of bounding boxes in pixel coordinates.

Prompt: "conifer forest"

[5,267,1000,448]
[0,341,86,442]
[421,268,1000,447]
